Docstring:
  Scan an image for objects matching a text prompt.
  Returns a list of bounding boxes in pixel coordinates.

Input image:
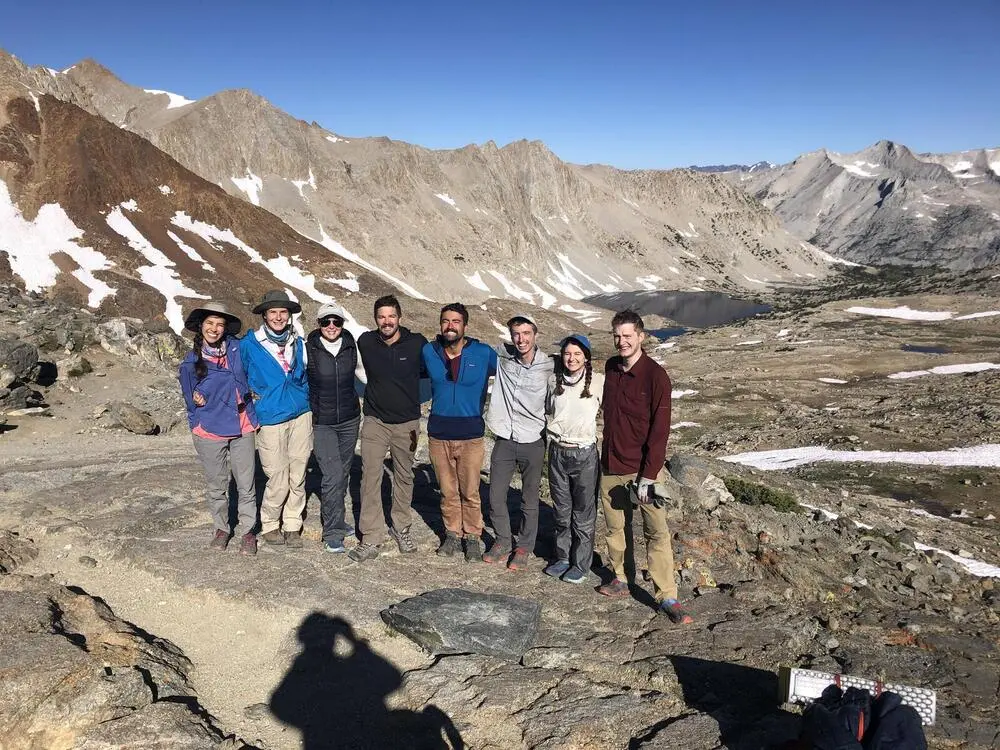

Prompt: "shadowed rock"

[381,588,541,660]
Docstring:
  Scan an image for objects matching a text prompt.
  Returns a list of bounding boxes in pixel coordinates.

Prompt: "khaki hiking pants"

[359,416,419,543]
[600,468,678,602]
[257,411,313,535]
[429,437,485,537]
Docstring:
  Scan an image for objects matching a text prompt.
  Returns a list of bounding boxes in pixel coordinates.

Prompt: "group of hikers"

[178,289,693,624]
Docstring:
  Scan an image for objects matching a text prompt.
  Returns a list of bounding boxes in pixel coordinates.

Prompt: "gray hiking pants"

[314,416,361,546]
[192,432,257,537]
[547,442,599,572]
[488,437,544,553]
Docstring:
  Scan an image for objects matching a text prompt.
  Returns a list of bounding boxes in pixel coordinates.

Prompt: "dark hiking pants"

[314,416,361,546]
[547,442,599,571]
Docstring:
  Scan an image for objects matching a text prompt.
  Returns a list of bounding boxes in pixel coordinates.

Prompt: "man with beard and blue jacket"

[422,303,497,562]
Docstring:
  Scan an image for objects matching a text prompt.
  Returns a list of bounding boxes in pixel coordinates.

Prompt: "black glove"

[799,685,871,750]
[863,692,927,750]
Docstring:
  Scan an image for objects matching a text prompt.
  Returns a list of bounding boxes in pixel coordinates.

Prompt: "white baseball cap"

[317,302,346,320]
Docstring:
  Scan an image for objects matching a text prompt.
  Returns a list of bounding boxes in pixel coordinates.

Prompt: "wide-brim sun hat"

[252,289,302,315]
[560,333,592,356]
[184,302,243,335]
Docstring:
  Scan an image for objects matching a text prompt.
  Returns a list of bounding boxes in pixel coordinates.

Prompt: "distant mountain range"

[732,141,1000,269]
[1,47,996,341]
[0,50,837,338]
[688,161,776,174]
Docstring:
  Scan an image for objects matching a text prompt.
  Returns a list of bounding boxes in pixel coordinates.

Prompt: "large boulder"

[56,353,93,379]
[381,588,542,661]
[0,575,244,748]
[668,453,734,514]
[96,318,187,367]
[109,401,159,435]
[0,338,39,383]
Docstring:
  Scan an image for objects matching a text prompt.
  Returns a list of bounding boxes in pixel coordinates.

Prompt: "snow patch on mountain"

[166,230,214,272]
[327,272,359,293]
[231,170,263,206]
[0,179,116,307]
[435,193,460,211]
[143,89,195,109]
[107,204,207,331]
[888,363,1000,380]
[313,224,429,301]
[464,271,491,293]
[291,169,317,199]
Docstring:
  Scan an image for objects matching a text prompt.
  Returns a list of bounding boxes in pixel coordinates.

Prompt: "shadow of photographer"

[270,612,464,749]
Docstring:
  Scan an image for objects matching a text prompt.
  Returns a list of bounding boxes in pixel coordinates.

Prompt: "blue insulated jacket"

[422,337,497,440]
[178,337,259,436]
[240,331,310,426]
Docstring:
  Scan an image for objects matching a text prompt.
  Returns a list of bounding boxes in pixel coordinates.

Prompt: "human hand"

[636,477,655,504]
[192,391,206,407]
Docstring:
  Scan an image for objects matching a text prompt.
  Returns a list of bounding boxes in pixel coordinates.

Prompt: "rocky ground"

[1,273,998,749]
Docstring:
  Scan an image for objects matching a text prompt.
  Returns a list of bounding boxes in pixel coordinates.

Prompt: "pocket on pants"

[409,430,418,453]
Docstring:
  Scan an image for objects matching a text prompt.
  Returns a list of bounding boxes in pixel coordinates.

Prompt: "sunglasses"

[319,316,344,328]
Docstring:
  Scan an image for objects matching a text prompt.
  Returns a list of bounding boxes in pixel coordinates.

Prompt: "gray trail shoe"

[348,542,381,563]
[437,532,461,557]
[284,530,303,549]
[389,526,418,554]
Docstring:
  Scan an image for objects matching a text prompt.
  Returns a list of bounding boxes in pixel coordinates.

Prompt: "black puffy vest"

[306,329,362,425]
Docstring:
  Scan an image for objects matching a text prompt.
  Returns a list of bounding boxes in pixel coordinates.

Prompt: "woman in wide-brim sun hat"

[178,301,260,556]
[543,334,605,585]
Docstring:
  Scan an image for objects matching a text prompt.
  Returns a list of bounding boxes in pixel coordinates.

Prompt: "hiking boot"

[597,578,630,597]
[507,547,530,571]
[482,542,512,565]
[209,529,230,551]
[389,526,417,554]
[562,566,588,584]
[659,598,694,625]
[284,530,303,549]
[463,536,483,563]
[323,541,346,554]
[261,529,285,545]
[348,542,381,563]
[544,560,571,578]
[239,533,257,556]
[436,532,461,557]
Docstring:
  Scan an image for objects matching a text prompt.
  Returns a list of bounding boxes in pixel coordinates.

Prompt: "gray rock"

[56,353,93,378]
[0,575,235,747]
[0,338,38,381]
[634,712,723,749]
[78,556,98,568]
[0,530,37,574]
[381,588,541,660]
[109,401,159,435]
[668,453,734,513]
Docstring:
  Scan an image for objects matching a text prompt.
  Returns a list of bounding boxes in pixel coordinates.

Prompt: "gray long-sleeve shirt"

[486,344,554,443]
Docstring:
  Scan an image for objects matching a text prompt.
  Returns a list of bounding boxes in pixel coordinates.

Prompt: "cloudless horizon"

[4,0,998,169]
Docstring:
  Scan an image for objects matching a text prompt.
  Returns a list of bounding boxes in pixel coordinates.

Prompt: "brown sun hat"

[252,289,303,315]
[184,301,243,335]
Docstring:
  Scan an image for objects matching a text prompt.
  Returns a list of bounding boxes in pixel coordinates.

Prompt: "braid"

[554,359,566,396]
[581,359,593,398]
[193,332,208,380]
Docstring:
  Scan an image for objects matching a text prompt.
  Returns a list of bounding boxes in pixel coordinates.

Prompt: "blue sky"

[4,0,998,168]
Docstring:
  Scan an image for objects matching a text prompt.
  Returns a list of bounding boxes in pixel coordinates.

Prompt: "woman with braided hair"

[543,334,604,584]
[178,302,260,556]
